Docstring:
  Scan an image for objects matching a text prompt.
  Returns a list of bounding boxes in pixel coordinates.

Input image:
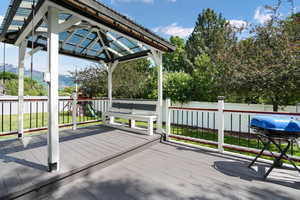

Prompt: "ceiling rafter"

[106,47,123,57]
[96,30,111,60]
[61,30,76,47]
[80,34,99,54]
[57,15,81,33]
[105,32,134,54]
[74,29,92,51]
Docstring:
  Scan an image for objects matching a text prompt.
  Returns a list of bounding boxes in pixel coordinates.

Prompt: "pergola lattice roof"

[0,0,175,63]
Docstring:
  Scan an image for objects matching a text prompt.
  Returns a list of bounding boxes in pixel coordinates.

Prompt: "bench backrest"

[110,101,157,116]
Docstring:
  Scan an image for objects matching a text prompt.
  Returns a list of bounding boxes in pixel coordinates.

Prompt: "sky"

[0,0,298,75]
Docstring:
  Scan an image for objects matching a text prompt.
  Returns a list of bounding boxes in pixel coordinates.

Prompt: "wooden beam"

[15,0,48,45]
[0,0,23,39]
[57,15,81,32]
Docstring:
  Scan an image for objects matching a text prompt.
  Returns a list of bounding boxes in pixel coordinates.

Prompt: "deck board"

[0,125,160,199]
[40,141,300,200]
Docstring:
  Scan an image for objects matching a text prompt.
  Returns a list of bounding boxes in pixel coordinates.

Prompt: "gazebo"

[0,0,175,172]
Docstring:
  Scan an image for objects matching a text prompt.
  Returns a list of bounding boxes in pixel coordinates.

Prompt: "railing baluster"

[238,114,241,145]
[197,111,199,138]
[181,110,183,135]
[9,101,12,132]
[186,110,189,136]
[1,102,3,133]
[248,114,250,148]
[191,111,194,137]
[201,112,204,137]
[207,112,209,129]
[42,101,45,127]
[213,112,216,141]
[176,110,179,135]
[36,101,39,128]
[230,113,233,133]
[172,109,175,134]
[30,101,32,129]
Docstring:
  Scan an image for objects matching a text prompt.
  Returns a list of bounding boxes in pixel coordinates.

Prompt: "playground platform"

[0,125,160,199]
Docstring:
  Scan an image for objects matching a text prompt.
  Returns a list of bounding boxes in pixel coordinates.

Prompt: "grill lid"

[251,116,300,133]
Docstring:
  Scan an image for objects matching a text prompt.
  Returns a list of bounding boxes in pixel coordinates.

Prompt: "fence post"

[217,96,225,153]
[165,98,171,140]
[72,93,77,130]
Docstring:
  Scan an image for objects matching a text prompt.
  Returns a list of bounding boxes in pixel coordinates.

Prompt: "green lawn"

[0,112,101,133]
[170,125,300,158]
[113,119,300,158]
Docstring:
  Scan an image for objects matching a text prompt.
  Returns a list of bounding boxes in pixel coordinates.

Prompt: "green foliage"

[112,59,152,98]
[163,72,193,104]
[0,71,46,96]
[191,53,218,101]
[71,64,107,97]
[0,71,18,80]
[4,78,46,96]
[163,36,187,72]
[220,7,300,111]
[59,86,75,96]
[185,8,236,73]
[73,59,153,99]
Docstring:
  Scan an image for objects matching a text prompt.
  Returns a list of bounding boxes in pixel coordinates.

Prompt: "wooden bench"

[103,101,157,136]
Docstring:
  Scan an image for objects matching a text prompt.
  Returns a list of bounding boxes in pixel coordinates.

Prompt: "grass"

[0,112,102,137]
[113,118,300,158]
[170,125,300,159]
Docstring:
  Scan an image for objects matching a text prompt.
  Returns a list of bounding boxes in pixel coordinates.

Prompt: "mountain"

[0,64,74,88]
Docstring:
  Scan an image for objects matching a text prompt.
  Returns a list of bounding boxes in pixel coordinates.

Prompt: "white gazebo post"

[217,96,225,153]
[47,6,60,172]
[106,61,118,124]
[151,49,163,134]
[18,40,27,139]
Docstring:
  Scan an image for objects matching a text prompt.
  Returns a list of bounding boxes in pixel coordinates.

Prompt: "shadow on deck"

[0,125,161,200]
[36,141,300,200]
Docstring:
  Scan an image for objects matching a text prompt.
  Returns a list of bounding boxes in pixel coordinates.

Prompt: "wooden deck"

[0,125,161,200]
[1,125,300,200]
[34,142,300,200]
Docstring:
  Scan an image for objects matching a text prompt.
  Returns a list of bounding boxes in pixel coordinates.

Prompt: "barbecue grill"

[249,116,300,179]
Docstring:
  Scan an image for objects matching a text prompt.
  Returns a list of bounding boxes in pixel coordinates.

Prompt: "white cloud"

[153,23,193,38]
[229,20,248,29]
[254,6,272,24]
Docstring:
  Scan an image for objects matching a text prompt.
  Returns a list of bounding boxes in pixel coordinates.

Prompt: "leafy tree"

[163,72,193,104]
[0,72,18,80]
[185,8,237,73]
[191,53,218,101]
[163,36,187,72]
[112,59,152,99]
[73,59,153,99]
[71,64,107,97]
[184,9,237,101]
[222,6,300,111]
[59,86,76,96]
[4,78,46,96]
[0,71,46,96]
